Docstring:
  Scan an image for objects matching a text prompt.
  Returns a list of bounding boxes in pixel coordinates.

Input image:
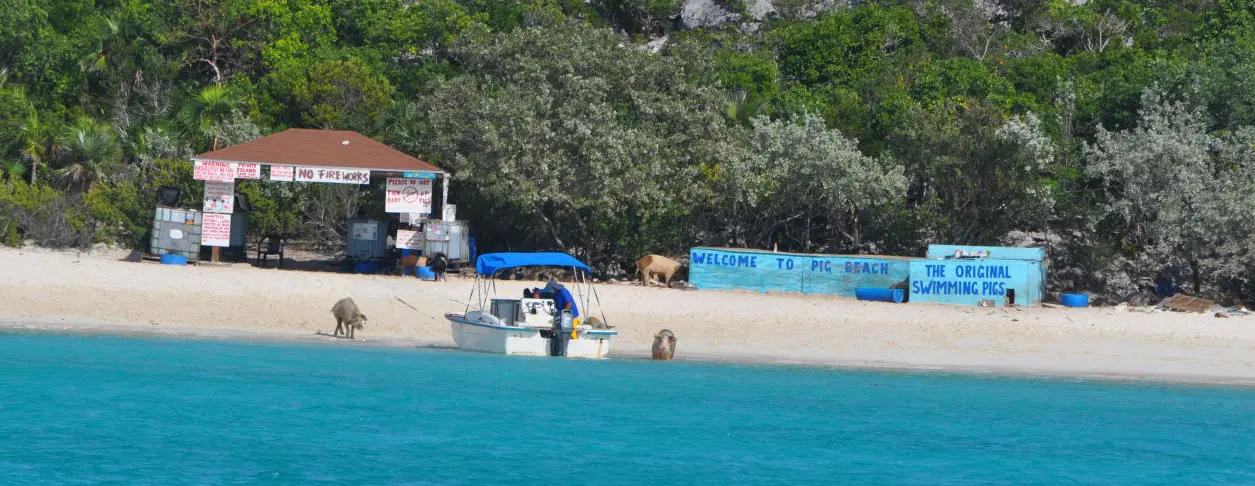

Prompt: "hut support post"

[441,173,449,221]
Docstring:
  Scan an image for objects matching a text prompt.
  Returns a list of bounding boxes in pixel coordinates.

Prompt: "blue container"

[855,287,905,303]
[416,266,436,280]
[159,254,187,266]
[1060,293,1089,308]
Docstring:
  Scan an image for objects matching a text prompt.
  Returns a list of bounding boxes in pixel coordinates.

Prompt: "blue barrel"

[1060,293,1089,308]
[159,254,187,266]
[855,287,905,303]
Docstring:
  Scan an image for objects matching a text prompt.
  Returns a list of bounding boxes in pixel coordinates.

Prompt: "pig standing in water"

[332,297,368,339]
[652,329,677,360]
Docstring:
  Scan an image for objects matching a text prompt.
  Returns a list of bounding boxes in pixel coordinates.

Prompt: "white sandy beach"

[3,247,1255,384]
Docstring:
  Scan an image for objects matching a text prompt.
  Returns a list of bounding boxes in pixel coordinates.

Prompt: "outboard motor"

[549,310,572,357]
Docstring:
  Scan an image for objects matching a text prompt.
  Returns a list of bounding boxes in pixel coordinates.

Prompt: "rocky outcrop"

[675,0,849,31]
[679,0,744,30]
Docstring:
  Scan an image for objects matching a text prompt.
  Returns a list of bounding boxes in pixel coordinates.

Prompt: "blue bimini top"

[474,252,591,276]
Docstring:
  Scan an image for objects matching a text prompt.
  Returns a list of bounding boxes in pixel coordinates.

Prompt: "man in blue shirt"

[545,279,579,319]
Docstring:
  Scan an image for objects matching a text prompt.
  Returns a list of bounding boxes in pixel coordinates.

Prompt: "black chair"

[156,186,181,207]
[257,235,285,268]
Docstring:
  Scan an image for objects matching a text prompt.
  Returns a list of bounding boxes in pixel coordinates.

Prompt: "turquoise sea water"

[2,332,1254,485]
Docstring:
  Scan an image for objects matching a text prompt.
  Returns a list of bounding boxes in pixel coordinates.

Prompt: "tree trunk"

[29,159,37,185]
[1190,259,1201,294]
[538,209,567,252]
[852,208,862,255]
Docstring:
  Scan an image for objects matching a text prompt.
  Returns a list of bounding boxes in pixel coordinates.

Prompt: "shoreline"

[4,247,1255,388]
[7,316,1254,388]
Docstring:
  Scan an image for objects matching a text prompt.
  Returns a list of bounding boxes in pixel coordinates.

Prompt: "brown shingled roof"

[192,128,443,173]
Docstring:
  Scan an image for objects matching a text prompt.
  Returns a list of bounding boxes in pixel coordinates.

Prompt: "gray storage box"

[150,206,203,261]
[420,220,470,261]
[346,219,388,260]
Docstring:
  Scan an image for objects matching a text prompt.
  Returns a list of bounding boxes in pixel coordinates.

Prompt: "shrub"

[0,181,95,249]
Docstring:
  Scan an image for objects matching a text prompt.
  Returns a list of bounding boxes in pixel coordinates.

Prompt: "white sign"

[234,163,261,179]
[193,160,236,182]
[395,229,423,250]
[295,166,370,184]
[203,180,234,214]
[443,204,457,222]
[202,213,232,247]
[385,178,433,214]
[269,165,294,182]
[425,221,449,241]
[350,222,378,241]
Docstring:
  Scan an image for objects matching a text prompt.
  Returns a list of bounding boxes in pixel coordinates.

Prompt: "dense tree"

[1,0,1254,300]
[703,113,907,252]
[414,20,728,267]
[1082,87,1255,295]
[178,84,243,151]
[54,119,123,192]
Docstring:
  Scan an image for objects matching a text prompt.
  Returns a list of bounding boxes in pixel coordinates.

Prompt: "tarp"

[475,252,591,276]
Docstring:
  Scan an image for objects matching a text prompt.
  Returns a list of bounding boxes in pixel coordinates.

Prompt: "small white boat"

[445,252,617,359]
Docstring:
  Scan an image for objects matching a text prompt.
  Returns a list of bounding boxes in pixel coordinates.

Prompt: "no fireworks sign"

[384,178,432,214]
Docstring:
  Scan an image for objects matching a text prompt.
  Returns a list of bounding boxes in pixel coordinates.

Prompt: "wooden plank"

[1163,295,1214,313]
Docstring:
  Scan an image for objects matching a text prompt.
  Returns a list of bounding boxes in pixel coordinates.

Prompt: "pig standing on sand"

[331,297,368,339]
[652,329,677,360]
[429,252,449,281]
[637,254,683,288]
[396,255,426,276]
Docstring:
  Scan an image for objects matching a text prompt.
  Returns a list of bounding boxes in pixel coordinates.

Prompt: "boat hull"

[446,314,615,359]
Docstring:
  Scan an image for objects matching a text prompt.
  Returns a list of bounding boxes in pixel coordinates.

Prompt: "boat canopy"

[475,252,591,276]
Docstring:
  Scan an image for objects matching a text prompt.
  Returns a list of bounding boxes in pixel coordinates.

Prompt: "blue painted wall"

[689,247,910,297]
[909,258,1044,306]
[924,244,1047,306]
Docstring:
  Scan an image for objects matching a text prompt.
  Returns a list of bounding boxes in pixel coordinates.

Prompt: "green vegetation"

[3,0,1255,302]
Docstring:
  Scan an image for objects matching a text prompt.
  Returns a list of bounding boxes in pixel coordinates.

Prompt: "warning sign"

[235,163,261,179]
[269,165,294,181]
[294,167,370,184]
[193,160,236,182]
[395,229,423,250]
[202,213,232,247]
[203,180,234,214]
[385,178,432,214]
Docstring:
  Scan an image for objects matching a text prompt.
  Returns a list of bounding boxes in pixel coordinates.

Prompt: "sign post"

[440,173,449,222]
[196,161,237,262]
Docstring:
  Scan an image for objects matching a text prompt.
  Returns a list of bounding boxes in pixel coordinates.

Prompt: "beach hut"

[177,129,464,266]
